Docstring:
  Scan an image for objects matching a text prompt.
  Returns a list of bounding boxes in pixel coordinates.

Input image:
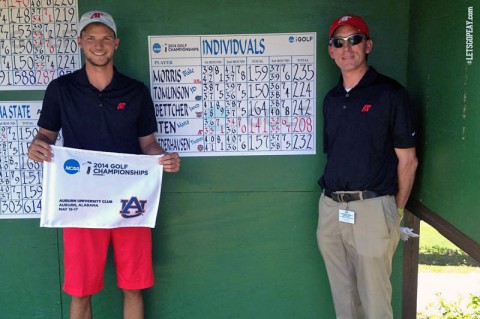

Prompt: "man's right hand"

[28,139,54,162]
[27,128,58,162]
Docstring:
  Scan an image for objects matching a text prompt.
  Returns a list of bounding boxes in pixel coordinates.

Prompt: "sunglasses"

[329,34,369,48]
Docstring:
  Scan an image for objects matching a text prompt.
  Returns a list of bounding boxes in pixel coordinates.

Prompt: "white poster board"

[0,0,81,90]
[0,101,46,218]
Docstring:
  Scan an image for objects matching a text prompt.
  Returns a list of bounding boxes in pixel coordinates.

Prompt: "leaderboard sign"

[148,33,316,156]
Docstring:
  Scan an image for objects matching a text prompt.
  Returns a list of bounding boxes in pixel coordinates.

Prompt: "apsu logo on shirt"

[119,197,147,218]
[361,104,372,112]
[90,12,104,19]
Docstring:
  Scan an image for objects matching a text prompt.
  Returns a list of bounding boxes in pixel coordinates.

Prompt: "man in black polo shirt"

[28,10,180,319]
[316,15,418,318]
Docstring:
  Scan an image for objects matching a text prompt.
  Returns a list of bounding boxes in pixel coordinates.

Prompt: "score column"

[269,56,292,152]
[202,58,226,153]
[291,56,315,151]
[245,57,270,152]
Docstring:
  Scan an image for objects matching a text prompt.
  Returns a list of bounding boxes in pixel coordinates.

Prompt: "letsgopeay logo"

[120,197,147,218]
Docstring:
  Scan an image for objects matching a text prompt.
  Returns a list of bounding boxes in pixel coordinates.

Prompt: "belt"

[324,189,381,203]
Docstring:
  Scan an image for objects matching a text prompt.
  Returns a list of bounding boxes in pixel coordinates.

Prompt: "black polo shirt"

[319,67,416,195]
[38,66,157,154]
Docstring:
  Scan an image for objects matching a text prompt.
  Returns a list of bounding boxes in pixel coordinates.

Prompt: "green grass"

[419,264,480,274]
[420,222,460,251]
[418,221,479,267]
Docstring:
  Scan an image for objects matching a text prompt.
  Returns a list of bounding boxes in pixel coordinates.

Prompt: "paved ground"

[417,270,480,314]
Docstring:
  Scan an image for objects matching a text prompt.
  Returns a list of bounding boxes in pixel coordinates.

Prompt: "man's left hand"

[160,153,180,173]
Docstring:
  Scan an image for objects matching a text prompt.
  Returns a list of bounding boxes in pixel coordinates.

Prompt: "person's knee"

[123,289,143,299]
[72,295,92,304]
[70,295,93,319]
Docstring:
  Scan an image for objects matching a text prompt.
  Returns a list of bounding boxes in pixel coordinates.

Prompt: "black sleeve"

[391,86,416,148]
[38,80,62,132]
[136,84,158,137]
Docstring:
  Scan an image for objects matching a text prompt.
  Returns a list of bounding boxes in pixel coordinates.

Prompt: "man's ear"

[365,39,373,54]
[328,45,335,59]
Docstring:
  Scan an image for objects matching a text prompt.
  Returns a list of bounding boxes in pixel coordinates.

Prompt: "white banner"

[40,146,163,228]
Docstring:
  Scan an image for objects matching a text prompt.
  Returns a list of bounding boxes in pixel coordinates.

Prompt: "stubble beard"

[85,53,113,68]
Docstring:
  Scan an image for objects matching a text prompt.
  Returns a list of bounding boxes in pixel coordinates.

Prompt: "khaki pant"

[317,193,400,319]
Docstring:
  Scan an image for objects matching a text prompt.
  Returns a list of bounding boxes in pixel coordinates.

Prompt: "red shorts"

[62,227,154,297]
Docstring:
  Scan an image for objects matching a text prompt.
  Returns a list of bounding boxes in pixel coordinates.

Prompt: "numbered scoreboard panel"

[149,33,316,156]
[0,0,80,90]
[0,101,63,218]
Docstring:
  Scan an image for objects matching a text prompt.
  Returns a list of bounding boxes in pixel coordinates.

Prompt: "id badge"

[339,209,355,224]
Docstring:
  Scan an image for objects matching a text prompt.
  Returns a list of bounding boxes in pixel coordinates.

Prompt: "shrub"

[417,292,480,319]
[419,245,479,267]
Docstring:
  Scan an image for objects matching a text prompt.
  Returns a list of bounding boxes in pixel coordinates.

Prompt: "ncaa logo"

[64,159,80,174]
[152,43,161,53]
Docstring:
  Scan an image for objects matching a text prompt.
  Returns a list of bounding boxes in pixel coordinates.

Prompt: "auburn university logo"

[119,197,147,218]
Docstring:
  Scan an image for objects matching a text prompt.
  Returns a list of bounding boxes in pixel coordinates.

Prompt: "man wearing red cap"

[28,10,180,319]
[316,15,418,318]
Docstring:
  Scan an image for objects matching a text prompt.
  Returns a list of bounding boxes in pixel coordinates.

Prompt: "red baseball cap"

[329,15,369,39]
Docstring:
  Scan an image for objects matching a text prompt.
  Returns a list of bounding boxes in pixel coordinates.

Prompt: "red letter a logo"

[361,104,372,112]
